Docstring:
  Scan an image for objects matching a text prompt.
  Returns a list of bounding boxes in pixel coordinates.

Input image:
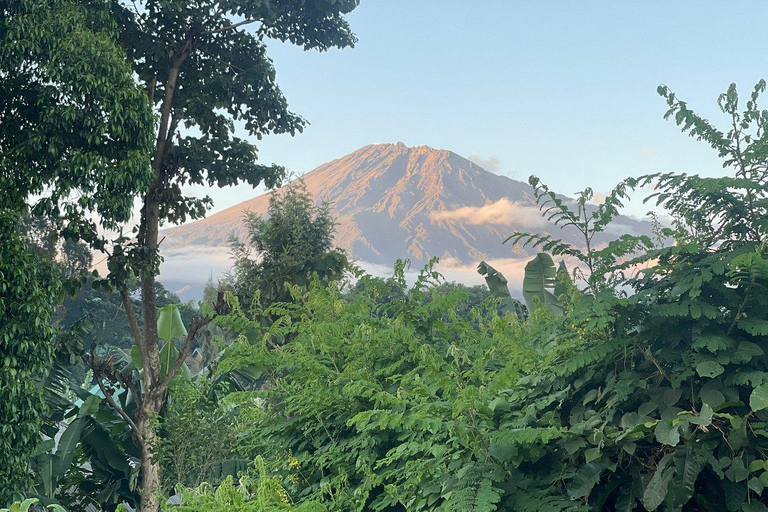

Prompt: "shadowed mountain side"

[160,142,651,266]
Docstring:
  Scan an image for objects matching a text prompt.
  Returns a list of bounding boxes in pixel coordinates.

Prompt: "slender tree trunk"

[136,54,187,512]
[138,407,162,512]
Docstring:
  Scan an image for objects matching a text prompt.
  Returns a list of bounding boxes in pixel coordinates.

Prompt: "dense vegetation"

[2,0,768,510]
[155,82,768,511]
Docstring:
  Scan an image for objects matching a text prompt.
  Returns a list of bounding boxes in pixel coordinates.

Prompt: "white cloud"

[158,246,234,285]
[589,192,608,205]
[640,148,655,158]
[429,198,547,229]
[467,152,501,173]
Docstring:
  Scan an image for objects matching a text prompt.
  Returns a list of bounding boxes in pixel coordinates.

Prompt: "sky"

[187,0,768,217]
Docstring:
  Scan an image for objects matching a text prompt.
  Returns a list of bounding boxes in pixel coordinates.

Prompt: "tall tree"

[230,179,349,311]
[101,2,360,509]
[0,0,153,502]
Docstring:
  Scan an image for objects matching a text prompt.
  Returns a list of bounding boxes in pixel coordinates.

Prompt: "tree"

[0,216,61,504]
[97,3,360,509]
[0,0,154,234]
[230,179,349,312]
[0,0,153,502]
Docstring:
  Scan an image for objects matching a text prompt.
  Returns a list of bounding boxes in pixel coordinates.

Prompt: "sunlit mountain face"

[161,142,649,265]
[158,142,652,299]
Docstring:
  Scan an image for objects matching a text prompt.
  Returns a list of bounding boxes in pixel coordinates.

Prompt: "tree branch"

[96,377,144,444]
[120,288,144,348]
[205,18,258,34]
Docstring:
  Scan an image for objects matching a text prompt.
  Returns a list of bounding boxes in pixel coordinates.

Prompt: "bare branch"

[204,18,258,34]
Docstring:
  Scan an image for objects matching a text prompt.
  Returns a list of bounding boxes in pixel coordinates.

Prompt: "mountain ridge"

[161,142,649,267]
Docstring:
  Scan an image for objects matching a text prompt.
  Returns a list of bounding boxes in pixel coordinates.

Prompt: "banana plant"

[477,261,526,319]
[522,253,564,316]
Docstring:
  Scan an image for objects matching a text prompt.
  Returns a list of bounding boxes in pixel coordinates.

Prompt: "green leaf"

[655,420,680,446]
[522,253,563,316]
[130,345,142,370]
[568,462,606,499]
[642,453,675,511]
[52,418,85,477]
[743,501,768,511]
[723,480,746,511]
[696,360,725,378]
[157,304,187,342]
[751,384,768,412]
[78,394,101,418]
[673,443,706,506]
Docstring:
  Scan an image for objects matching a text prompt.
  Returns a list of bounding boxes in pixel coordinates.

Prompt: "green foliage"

[219,263,540,512]
[164,459,326,511]
[522,253,565,316]
[230,179,348,312]
[0,0,154,235]
[209,81,768,512]
[0,214,61,504]
[0,498,66,512]
[154,379,251,493]
[477,261,526,318]
[505,176,653,294]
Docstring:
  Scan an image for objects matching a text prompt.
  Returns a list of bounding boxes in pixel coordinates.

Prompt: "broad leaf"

[568,462,606,499]
[522,253,563,316]
[751,384,768,412]
[157,304,187,342]
[642,453,675,511]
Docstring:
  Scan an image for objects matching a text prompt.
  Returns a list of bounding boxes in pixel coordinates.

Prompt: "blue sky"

[195,1,768,215]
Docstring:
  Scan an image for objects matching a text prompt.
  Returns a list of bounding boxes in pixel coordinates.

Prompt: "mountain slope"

[161,142,649,266]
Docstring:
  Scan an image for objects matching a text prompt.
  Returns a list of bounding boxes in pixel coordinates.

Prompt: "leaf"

[522,253,563,316]
[723,480,746,511]
[696,360,725,378]
[751,384,768,412]
[159,339,190,384]
[655,420,680,446]
[568,462,606,499]
[157,304,187,342]
[730,341,764,364]
[78,394,101,418]
[700,388,726,407]
[130,345,142,370]
[52,418,85,477]
[642,453,675,511]
[672,443,706,506]
[477,261,525,318]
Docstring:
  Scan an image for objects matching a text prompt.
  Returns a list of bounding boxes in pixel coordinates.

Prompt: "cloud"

[640,148,655,158]
[429,198,547,229]
[467,152,501,173]
[158,246,235,285]
[588,192,608,205]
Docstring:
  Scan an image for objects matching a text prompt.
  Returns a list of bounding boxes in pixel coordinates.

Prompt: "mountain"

[162,142,649,268]
[158,142,652,300]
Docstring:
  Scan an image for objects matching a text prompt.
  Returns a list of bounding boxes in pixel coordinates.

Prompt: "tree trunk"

[135,51,189,512]
[138,409,162,512]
